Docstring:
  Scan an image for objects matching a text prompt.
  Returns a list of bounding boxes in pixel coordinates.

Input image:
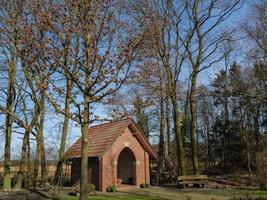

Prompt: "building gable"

[65,118,158,160]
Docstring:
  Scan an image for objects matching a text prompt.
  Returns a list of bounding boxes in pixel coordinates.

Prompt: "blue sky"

[0,0,252,160]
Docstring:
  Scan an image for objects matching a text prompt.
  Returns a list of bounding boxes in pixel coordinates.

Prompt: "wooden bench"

[177,175,208,189]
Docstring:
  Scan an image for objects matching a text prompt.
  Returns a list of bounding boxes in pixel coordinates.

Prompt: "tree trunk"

[224,69,231,171]
[3,53,16,191]
[165,63,186,176]
[15,129,30,189]
[246,115,253,183]
[165,92,171,159]
[246,132,252,182]
[26,135,32,188]
[165,91,173,182]
[253,105,260,152]
[53,78,72,186]
[172,97,186,175]
[34,130,41,188]
[182,85,190,146]
[189,72,200,175]
[206,116,212,169]
[158,95,165,181]
[80,94,90,200]
[39,92,47,186]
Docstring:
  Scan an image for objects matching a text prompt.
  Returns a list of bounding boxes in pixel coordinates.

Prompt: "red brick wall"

[101,127,150,191]
[71,158,80,185]
[71,157,100,191]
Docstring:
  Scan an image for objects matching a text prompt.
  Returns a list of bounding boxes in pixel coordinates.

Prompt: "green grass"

[57,193,164,200]
[250,190,267,196]
[2,187,267,200]
[55,187,267,200]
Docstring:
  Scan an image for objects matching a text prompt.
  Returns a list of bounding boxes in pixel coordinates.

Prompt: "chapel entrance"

[117,147,136,185]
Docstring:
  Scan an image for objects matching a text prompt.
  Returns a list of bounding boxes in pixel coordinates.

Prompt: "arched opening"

[117,147,136,185]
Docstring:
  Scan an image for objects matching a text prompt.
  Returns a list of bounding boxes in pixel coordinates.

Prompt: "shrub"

[140,183,146,188]
[11,174,17,188]
[106,184,116,192]
[75,184,80,193]
[75,183,96,195]
[140,182,150,189]
[256,138,267,190]
[111,185,116,192]
[0,173,3,187]
[86,183,96,195]
[106,186,111,192]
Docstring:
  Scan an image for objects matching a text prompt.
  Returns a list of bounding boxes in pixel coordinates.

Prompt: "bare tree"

[181,0,243,174]
[0,0,24,191]
[23,1,144,199]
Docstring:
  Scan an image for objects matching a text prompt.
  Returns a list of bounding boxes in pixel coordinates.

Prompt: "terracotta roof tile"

[66,118,132,158]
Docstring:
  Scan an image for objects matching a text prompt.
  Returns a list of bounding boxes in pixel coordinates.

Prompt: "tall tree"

[181,0,243,175]
[3,46,16,191]
[129,0,188,175]
[26,1,143,199]
[52,24,77,187]
[0,0,24,190]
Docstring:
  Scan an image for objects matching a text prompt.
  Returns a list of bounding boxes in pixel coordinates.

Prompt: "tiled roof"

[65,118,132,158]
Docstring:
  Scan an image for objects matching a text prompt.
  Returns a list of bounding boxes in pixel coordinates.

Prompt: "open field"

[1,187,267,200]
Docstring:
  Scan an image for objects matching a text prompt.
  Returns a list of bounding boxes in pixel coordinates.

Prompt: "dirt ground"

[0,190,47,200]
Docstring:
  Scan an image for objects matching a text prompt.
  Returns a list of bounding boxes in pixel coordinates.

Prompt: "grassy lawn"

[56,187,267,200]
[58,194,163,200]
[1,187,266,200]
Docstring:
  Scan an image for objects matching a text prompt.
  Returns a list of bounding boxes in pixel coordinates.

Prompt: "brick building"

[65,118,158,192]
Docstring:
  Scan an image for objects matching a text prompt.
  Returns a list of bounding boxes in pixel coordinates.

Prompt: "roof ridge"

[89,117,132,129]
